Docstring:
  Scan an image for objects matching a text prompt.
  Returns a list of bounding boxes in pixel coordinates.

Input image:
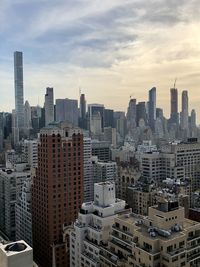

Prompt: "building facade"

[32,122,84,267]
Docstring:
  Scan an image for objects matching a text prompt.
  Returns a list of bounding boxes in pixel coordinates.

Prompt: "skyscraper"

[14,51,24,132]
[88,104,104,130]
[148,87,156,131]
[32,122,84,267]
[55,98,79,126]
[180,90,189,130]
[79,94,86,120]
[44,87,54,126]
[126,98,136,133]
[170,88,179,124]
[136,101,147,126]
[79,94,88,129]
[191,109,196,129]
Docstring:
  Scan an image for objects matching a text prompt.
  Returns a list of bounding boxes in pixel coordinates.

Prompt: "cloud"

[1,0,200,120]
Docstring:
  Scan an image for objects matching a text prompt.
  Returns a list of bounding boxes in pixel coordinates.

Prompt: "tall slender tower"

[32,122,84,267]
[44,87,54,126]
[80,94,86,120]
[126,98,137,133]
[170,88,178,123]
[14,51,24,131]
[148,87,156,131]
[180,90,189,130]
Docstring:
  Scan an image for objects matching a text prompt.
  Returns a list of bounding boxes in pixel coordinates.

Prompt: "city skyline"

[1,1,200,121]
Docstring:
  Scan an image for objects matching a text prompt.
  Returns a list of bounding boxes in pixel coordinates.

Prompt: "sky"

[1,0,200,121]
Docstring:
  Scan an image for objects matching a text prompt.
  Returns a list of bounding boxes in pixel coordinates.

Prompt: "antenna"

[174,78,177,88]
[79,87,81,97]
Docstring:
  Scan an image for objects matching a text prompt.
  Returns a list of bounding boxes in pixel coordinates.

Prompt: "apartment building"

[70,182,126,267]
[100,198,200,267]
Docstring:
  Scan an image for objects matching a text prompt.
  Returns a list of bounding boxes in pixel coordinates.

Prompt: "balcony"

[82,251,100,265]
[112,225,133,237]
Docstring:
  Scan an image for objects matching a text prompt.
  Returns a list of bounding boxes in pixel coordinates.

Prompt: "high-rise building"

[126,98,136,133]
[14,51,24,133]
[104,127,117,147]
[70,181,126,267]
[180,90,189,131]
[148,87,156,130]
[83,137,93,202]
[91,140,110,161]
[170,88,179,123]
[190,109,196,129]
[79,94,86,120]
[88,104,104,130]
[32,122,84,267]
[22,139,38,168]
[24,101,32,137]
[79,94,87,129]
[0,164,31,240]
[15,178,32,246]
[114,111,126,144]
[92,157,118,184]
[44,87,54,126]
[104,109,114,128]
[136,101,147,126]
[56,98,79,126]
[12,110,19,147]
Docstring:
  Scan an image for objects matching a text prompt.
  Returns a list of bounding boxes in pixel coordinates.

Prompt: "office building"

[56,98,79,126]
[44,87,54,126]
[180,90,189,131]
[90,113,102,136]
[88,104,104,130]
[126,98,136,133]
[104,127,117,148]
[170,88,179,124]
[104,109,114,128]
[92,157,118,184]
[136,101,147,126]
[79,94,87,129]
[91,140,110,161]
[148,87,156,130]
[114,111,126,143]
[70,181,126,267]
[32,122,84,267]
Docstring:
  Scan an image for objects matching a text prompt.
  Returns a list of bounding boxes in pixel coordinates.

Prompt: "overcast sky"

[1,0,200,121]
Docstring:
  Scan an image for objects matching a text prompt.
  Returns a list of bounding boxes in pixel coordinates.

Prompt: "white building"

[0,240,36,267]
[70,182,126,267]
[15,178,32,246]
[22,140,38,168]
[44,87,54,126]
[0,165,31,240]
[24,101,32,131]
